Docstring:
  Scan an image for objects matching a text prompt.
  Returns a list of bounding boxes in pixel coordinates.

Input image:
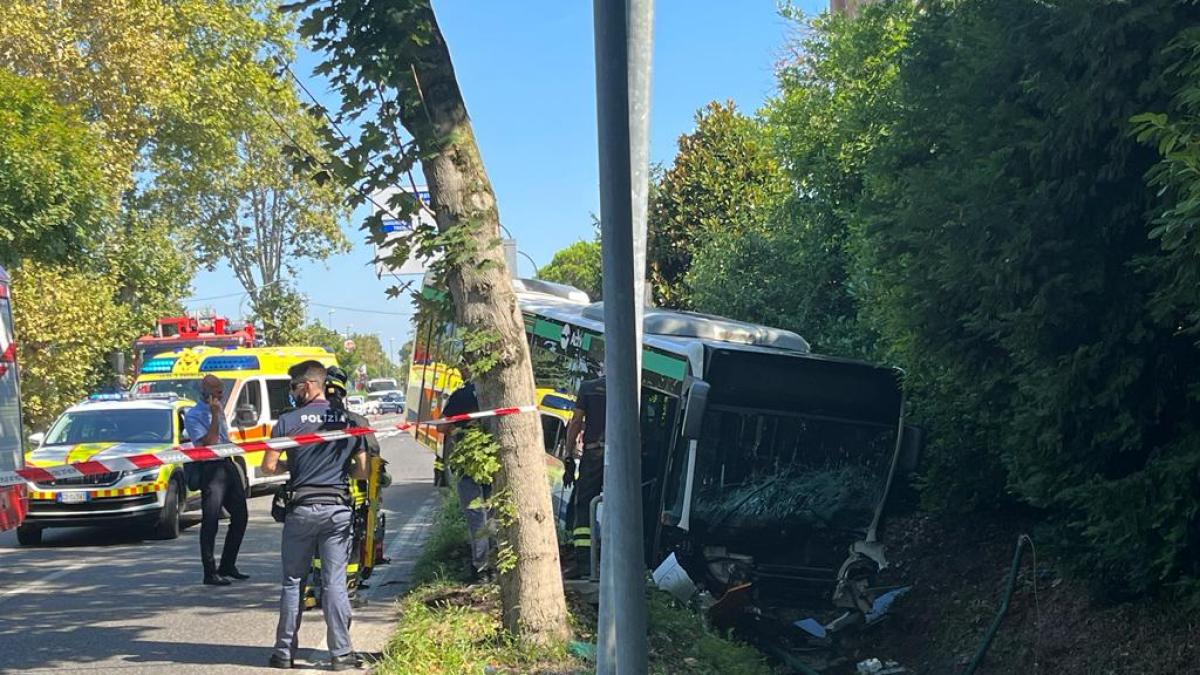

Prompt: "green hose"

[963,535,1031,675]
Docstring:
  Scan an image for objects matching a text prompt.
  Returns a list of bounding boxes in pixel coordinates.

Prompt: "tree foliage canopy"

[647,101,786,309]
[0,72,115,268]
[537,240,602,301]
[641,0,1200,599]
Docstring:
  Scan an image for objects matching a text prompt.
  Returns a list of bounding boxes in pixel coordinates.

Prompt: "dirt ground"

[842,511,1200,674]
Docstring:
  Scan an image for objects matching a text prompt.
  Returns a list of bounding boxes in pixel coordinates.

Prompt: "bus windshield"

[45,409,174,445]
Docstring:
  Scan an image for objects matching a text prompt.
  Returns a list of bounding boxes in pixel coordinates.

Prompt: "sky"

[187,1,824,354]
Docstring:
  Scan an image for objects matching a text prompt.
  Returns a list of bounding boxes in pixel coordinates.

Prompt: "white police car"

[18,393,200,545]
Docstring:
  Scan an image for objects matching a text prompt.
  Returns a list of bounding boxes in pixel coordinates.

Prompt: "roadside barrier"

[0,404,537,488]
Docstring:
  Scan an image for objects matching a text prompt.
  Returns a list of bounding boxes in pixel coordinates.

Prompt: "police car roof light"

[87,393,129,401]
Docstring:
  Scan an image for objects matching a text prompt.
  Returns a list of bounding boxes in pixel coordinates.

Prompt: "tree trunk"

[401,6,570,644]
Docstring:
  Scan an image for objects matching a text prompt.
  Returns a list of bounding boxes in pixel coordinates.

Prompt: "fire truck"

[133,316,258,372]
[0,265,27,533]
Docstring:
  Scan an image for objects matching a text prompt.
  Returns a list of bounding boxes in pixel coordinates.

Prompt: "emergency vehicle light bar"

[140,357,177,374]
[199,355,260,372]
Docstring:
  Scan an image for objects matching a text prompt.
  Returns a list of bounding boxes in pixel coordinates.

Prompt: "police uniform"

[271,398,366,666]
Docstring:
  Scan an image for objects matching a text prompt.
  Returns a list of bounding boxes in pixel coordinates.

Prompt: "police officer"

[325,366,380,457]
[183,374,248,586]
[563,375,605,577]
[262,360,368,671]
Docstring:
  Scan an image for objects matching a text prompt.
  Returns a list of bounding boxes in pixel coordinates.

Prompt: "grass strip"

[374,487,777,675]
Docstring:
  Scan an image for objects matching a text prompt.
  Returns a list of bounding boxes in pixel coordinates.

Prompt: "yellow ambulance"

[132,346,339,491]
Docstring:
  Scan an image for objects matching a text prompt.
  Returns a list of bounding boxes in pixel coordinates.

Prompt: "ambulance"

[132,346,339,491]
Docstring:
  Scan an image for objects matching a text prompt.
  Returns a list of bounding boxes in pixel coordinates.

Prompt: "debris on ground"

[855,657,907,674]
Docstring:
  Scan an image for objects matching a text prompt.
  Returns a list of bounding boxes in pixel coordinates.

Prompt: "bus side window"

[266,378,292,420]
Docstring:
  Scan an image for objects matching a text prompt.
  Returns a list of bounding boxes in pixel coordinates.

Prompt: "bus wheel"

[16,524,42,546]
[152,479,183,540]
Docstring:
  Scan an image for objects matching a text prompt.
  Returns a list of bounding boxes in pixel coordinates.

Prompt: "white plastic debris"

[856,658,907,674]
[652,553,697,602]
[857,658,885,674]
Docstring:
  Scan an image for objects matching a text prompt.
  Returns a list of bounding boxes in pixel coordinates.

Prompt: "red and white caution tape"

[0,404,536,488]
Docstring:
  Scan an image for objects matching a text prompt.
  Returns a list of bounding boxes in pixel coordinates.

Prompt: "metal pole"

[594,0,653,672]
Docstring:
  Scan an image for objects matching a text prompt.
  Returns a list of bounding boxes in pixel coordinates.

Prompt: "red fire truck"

[0,265,27,533]
[132,316,258,372]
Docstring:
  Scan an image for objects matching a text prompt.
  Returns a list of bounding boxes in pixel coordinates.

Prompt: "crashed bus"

[411,278,921,637]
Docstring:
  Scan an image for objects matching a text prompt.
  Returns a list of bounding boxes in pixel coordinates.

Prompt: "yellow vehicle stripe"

[29,483,167,501]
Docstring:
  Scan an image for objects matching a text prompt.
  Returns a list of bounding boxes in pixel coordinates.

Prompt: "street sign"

[371,186,439,276]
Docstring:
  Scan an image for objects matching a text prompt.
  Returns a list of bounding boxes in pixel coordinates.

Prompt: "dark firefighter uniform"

[567,377,606,569]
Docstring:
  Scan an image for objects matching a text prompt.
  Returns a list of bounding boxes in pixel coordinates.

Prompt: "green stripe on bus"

[644,349,687,381]
[533,318,561,342]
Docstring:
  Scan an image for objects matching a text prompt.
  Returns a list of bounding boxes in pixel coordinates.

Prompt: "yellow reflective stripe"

[572,527,590,536]
[572,539,592,547]
[67,443,112,464]
[31,482,166,501]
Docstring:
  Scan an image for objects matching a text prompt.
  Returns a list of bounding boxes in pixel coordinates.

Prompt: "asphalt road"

[0,420,436,674]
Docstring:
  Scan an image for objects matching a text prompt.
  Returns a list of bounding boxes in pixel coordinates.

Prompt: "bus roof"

[514,279,899,376]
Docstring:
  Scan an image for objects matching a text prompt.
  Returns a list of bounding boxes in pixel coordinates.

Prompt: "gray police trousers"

[273,503,353,661]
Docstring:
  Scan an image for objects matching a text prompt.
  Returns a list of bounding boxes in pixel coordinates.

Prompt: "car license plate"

[58,492,89,504]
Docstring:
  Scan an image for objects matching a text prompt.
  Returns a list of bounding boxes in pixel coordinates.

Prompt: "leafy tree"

[0,0,292,189]
[537,240,602,301]
[295,323,400,387]
[292,0,569,642]
[0,72,116,267]
[1131,26,1200,340]
[647,101,786,308]
[0,0,315,423]
[11,265,129,430]
[854,0,1200,595]
[151,99,350,345]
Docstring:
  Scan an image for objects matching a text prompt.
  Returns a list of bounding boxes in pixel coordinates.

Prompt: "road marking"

[0,563,85,606]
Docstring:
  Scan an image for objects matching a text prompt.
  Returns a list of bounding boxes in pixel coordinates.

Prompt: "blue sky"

[188,1,823,354]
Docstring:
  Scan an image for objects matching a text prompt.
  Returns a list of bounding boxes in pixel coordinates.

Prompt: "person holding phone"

[183,374,249,586]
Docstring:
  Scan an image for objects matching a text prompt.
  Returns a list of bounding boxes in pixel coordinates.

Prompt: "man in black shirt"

[564,376,606,575]
[262,360,368,671]
[441,368,493,578]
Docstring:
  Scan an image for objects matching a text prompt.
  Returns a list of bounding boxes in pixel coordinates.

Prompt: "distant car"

[346,395,367,415]
[367,389,404,416]
[377,393,405,415]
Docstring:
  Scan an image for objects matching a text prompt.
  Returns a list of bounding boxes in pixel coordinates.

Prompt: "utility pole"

[593,0,653,672]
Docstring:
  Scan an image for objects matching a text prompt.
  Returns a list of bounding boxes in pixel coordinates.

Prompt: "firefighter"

[319,366,388,606]
[564,375,605,577]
